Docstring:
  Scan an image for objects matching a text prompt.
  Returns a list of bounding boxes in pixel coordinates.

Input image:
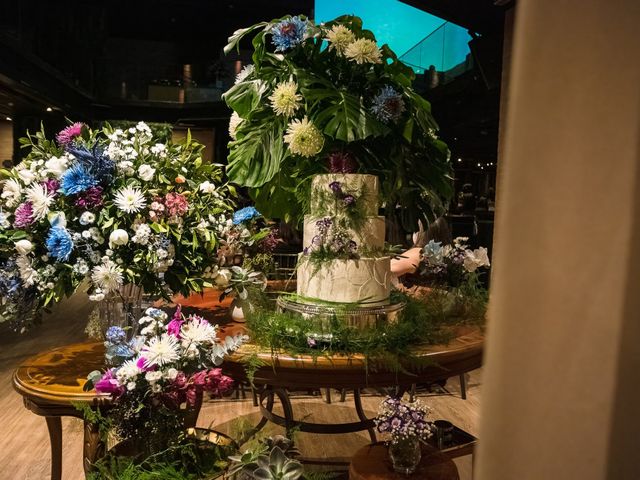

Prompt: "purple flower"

[74,186,103,209]
[343,195,356,206]
[136,356,156,372]
[328,152,358,173]
[328,181,342,194]
[307,337,317,347]
[348,240,358,253]
[105,326,126,344]
[41,178,60,195]
[94,369,122,395]
[315,217,332,234]
[167,318,184,338]
[56,122,85,146]
[13,202,34,229]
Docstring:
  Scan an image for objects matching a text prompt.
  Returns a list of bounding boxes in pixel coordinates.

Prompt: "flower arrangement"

[420,237,491,288]
[0,122,250,331]
[374,396,433,444]
[86,305,248,445]
[223,15,452,228]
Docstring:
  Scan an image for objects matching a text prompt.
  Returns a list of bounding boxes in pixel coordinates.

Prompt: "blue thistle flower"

[233,206,261,225]
[66,145,115,184]
[46,226,74,261]
[60,163,98,195]
[271,16,308,52]
[371,86,406,123]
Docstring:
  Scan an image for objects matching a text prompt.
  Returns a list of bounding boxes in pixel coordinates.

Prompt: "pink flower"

[56,122,85,146]
[94,369,123,396]
[164,192,189,217]
[41,179,60,195]
[13,202,34,229]
[74,186,103,208]
[191,368,234,398]
[167,318,184,338]
[136,357,156,372]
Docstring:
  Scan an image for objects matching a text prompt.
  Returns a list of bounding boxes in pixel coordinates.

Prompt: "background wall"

[477,0,640,479]
[0,119,13,167]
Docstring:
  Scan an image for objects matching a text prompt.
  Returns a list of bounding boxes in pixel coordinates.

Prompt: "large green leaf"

[224,22,268,55]
[222,80,267,118]
[227,120,288,187]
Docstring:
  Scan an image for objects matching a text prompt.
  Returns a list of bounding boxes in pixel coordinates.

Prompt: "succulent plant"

[228,436,303,480]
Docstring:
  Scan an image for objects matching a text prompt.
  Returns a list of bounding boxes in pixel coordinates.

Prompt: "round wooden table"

[13,289,483,478]
[349,442,460,480]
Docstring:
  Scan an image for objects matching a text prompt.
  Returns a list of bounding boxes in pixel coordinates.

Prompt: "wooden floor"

[0,294,481,479]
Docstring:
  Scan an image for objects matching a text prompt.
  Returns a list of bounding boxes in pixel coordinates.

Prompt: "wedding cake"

[296,173,391,305]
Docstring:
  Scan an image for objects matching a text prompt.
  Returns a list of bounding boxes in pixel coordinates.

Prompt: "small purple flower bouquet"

[374,396,434,445]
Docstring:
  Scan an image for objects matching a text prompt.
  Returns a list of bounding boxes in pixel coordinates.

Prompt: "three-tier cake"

[297,173,391,305]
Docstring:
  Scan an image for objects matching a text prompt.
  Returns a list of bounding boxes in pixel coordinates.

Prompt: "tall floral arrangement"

[0,122,244,331]
[223,15,452,228]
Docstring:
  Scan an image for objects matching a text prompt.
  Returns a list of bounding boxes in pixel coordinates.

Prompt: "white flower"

[325,25,356,55]
[44,156,68,178]
[17,169,36,185]
[116,358,142,384]
[137,164,156,182]
[199,181,216,194]
[79,212,95,226]
[15,239,33,255]
[142,334,180,367]
[109,229,129,248]
[180,317,217,346]
[89,290,106,302]
[150,143,167,156]
[345,38,382,64]
[116,160,135,175]
[131,224,151,245]
[463,247,491,272]
[229,111,242,140]
[49,211,67,228]
[16,255,38,287]
[283,117,324,157]
[114,186,147,213]
[268,81,302,117]
[25,183,55,221]
[144,370,163,383]
[91,259,123,293]
[127,381,136,391]
[1,178,22,208]
[214,268,232,288]
[235,64,254,84]
[164,368,179,380]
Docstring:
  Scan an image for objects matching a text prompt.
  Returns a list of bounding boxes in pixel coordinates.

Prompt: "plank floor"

[0,293,481,479]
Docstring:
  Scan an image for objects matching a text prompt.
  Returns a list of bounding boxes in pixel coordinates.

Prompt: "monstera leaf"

[226,120,288,187]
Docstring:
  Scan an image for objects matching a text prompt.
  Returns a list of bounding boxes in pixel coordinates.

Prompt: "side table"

[12,342,109,480]
[349,442,460,480]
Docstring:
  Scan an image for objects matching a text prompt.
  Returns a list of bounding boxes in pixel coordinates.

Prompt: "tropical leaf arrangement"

[223,14,453,229]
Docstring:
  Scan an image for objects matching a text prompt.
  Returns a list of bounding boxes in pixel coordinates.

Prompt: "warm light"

[477,163,481,167]
[46,107,53,112]
[5,117,11,121]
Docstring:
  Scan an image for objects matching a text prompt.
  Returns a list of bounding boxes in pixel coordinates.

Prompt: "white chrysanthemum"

[114,186,147,213]
[283,117,324,157]
[16,255,38,287]
[228,112,243,140]
[143,334,180,367]
[1,179,23,208]
[345,38,382,64]
[325,25,356,55]
[44,156,69,178]
[116,358,142,384]
[268,81,303,117]
[25,183,55,221]
[180,318,217,346]
[91,259,123,293]
[235,64,255,84]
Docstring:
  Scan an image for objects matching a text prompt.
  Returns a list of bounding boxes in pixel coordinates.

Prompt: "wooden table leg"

[45,416,62,480]
[83,420,105,476]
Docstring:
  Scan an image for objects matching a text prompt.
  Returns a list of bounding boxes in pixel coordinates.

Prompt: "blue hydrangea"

[60,163,98,195]
[144,307,167,320]
[371,86,405,123]
[105,325,126,344]
[233,206,261,225]
[46,226,74,261]
[271,16,308,52]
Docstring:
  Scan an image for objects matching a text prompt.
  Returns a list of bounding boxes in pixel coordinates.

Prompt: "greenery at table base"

[242,284,486,375]
[223,14,453,228]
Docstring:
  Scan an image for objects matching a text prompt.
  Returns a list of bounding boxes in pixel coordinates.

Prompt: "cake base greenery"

[242,281,487,372]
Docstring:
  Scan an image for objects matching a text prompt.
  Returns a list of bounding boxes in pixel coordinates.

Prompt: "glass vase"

[389,437,421,475]
[97,284,145,341]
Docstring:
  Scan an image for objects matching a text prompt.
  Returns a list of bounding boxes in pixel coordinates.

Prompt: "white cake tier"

[297,256,391,305]
[302,215,386,250]
[310,174,379,217]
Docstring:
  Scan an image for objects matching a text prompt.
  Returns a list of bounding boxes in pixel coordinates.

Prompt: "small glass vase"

[389,437,421,475]
[97,284,145,341]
